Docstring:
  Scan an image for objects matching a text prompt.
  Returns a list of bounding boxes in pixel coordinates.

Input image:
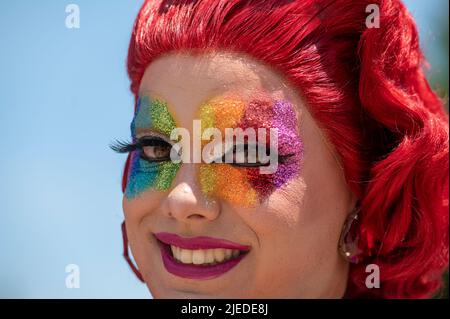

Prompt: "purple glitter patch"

[239,99,303,200]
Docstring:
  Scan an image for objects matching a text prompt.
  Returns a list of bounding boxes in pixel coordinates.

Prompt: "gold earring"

[338,207,361,264]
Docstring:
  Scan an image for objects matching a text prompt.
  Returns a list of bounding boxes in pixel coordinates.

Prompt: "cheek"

[199,164,259,206]
[248,177,308,236]
[245,157,302,199]
[198,159,303,207]
[125,151,180,199]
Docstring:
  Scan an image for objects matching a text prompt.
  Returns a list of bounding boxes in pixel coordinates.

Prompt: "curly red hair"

[123,0,449,298]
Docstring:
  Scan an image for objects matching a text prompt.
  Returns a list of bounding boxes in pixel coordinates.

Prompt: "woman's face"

[123,51,356,298]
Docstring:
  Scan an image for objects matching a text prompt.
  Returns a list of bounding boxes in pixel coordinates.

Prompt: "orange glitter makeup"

[197,94,303,206]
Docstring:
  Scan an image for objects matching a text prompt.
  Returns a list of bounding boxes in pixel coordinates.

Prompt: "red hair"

[124,0,449,298]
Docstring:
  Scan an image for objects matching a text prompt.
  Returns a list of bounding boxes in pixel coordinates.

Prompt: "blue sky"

[0,0,448,298]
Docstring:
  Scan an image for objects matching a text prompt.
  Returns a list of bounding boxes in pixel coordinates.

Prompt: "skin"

[123,51,357,298]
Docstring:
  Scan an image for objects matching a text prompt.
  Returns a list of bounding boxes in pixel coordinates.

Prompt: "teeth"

[180,248,193,264]
[205,249,215,263]
[214,248,225,262]
[192,250,205,265]
[174,246,180,260]
[170,245,242,265]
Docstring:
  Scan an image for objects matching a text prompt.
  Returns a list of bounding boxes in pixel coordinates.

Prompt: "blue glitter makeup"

[125,96,180,199]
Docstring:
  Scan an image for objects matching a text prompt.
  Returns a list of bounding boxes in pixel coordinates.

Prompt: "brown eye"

[143,145,171,160]
[136,136,173,162]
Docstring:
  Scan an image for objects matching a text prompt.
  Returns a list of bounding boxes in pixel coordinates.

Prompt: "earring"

[338,207,361,264]
[121,221,145,282]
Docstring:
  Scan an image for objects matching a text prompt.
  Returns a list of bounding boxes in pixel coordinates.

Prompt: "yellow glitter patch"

[151,98,177,136]
[199,103,215,131]
[198,98,245,132]
[154,161,180,190]
[199,164,216,196]
[197,96,257,207]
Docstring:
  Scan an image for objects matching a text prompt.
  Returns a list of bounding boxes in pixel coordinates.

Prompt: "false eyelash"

[227,153,295,168]
[110,136,173,154]
[219,144,296,167]
[110,138,296,166]
[110,139,138,154]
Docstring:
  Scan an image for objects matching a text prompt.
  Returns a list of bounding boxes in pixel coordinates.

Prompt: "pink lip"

[154,232,251,251]
[154,232,251,280]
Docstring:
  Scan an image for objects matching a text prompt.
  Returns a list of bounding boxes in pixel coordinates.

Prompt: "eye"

[139,136,173,162]
[142,144,171,161]
[219,144,294,168]
[222,144,270,167]
[110,135,176,163]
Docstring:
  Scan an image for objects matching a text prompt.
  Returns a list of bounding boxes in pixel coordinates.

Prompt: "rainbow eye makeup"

[113,94,303,205]
[198,96,303,206]
[123,96,180,199]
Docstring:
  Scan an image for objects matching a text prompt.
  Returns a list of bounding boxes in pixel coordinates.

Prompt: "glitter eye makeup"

[122,95,180,199]
[111,136,173,162]
[198,95,303,207]
[114,93,303,204]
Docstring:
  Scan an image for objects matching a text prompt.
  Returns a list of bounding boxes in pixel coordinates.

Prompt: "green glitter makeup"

[123,94,303,204]
[125,96,180,199]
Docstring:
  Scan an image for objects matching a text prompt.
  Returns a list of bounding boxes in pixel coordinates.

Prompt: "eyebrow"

[133,127,171,138]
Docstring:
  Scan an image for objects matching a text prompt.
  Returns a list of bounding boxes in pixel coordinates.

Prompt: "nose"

[165,165,219,223]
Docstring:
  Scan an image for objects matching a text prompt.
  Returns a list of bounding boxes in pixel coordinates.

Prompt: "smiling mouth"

[164,242,244,265]
[154,232,250,280]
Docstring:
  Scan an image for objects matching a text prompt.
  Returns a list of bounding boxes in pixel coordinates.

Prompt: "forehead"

[138,51,300,114]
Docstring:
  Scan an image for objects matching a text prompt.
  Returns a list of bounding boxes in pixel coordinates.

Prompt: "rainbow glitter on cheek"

[199,164,259,206]
[198,98,258,206]
[125,96,180,199]
[198,96,303,207]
